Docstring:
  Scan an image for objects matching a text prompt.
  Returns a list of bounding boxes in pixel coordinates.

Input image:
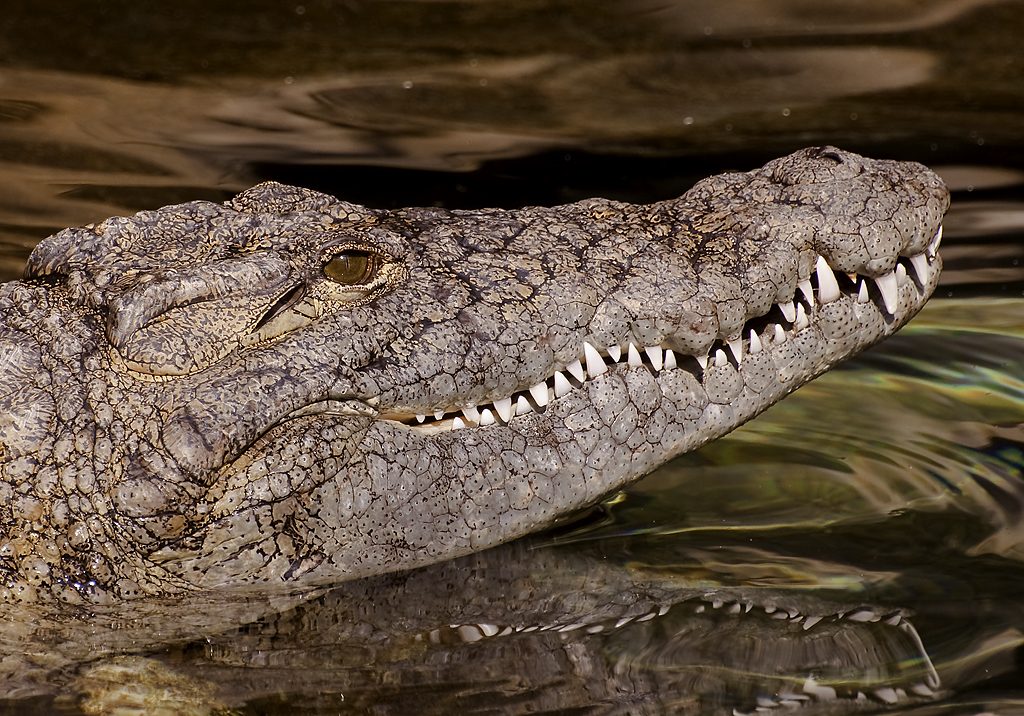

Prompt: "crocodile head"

[14,146,948,598]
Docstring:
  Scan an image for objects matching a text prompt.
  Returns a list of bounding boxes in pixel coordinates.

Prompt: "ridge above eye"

[324,250,380,285]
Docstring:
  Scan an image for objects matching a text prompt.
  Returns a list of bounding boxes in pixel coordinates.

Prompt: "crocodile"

[0,146,949,603]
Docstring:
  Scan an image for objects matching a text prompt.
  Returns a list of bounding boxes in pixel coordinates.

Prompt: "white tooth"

[794,303,809,330]
[928,225,943,257]
[566,359,585,382]
[663,349,677,370]
[802,615,822,630]
[494,397,513,422]
[416,414,426,423]
[874,271,899,314]
[434,409,445,420]
[529,381,549,407]
[798,278,814,307]
[696,353,709,370]
[479,408,495,426]
[896,263,907,280]
[886,614,901,626]
[857,280,870,303]
[727,337,743,364]
[714,349,728,367]
[583,342,606,377]
[874,687,899,704]
[815,255,840,304]
[774,324,786,343]
[749,329,762,354]
[779,300,796,323]
[462,406,480,423]
[846,610,879,622]
[846,271,858,283]
[911,683,935,697]
[627,343,643,367]
[802,678,836,700]
[478,623,499,637]
[554,371,572,398]
[516,395,532,415]
[644,345,663,370]
[457,625,482,642]
[452,416,466,430]
[606,345,621,362]
[910,253,930,284]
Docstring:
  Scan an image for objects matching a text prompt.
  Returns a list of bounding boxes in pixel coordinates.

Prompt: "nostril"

[808,147,844,164]
[768,146,862,185]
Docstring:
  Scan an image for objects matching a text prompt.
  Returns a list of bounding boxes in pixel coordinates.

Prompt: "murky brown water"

[2,1,1024,714]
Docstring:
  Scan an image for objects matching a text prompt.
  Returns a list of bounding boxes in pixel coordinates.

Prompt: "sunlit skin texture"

[0,147,948,603]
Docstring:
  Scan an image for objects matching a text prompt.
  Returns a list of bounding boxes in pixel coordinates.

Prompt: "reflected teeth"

[414,234,944,432]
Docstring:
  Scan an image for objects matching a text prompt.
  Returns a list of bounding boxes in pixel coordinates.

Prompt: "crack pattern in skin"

[0,146,949,603]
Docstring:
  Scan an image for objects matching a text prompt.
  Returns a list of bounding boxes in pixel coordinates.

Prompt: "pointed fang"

[794,303,809,331]
[909,253,930,285]
[452,416,466,430]
[815,255,840,304]
[663,349,677,370]
[749,329,762,354]
[727,337,743,364]
[798,278,814,308]
[714,349,728,367]
[554,371,572,398]
[479,408,496,426]
[875,271,899,314]
[644,345,663,370]
[566,359,585,382]
[583,342,606,377]
[494,397,513,422]
[779,300,796,323]
[529,381,549,407]
[516,395,533,416]
[627,343,643,367]
[606,345,621,362]
[857,280,870,303]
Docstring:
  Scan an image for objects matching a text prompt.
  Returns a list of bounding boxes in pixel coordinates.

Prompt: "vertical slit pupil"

[325,251,378,285]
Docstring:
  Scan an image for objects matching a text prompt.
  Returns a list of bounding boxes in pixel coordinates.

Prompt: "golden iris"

[324,251,378,285]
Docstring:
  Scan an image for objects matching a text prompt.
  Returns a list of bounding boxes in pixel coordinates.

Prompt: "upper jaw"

[369,226,943,433]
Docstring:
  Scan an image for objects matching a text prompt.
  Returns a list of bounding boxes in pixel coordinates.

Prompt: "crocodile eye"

[324,250,379,285]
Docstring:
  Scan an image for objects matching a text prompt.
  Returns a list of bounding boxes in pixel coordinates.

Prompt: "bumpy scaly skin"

[0,147,948,602]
